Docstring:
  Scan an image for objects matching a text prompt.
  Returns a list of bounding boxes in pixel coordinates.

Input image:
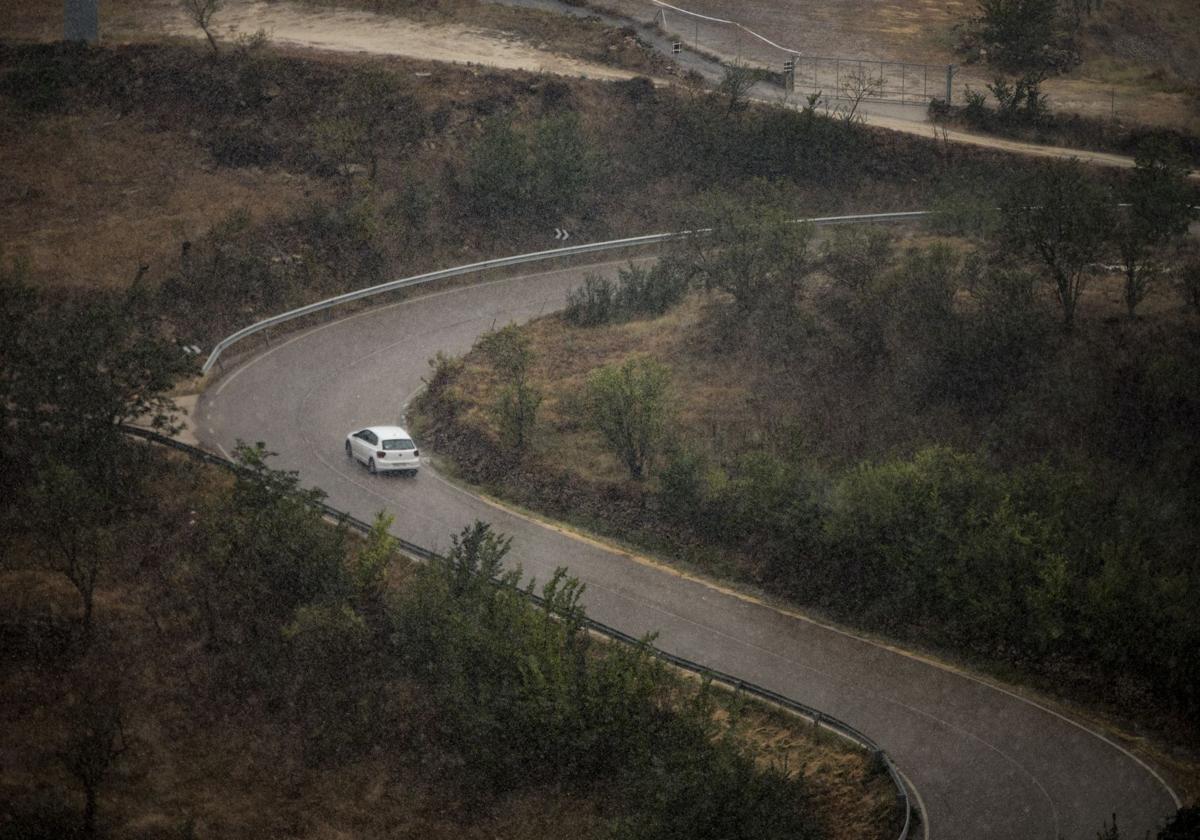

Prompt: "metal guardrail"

[120,424,914,840]
[201,211,930,375]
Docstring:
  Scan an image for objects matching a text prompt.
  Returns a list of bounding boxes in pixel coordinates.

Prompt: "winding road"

[194,256,1180,840]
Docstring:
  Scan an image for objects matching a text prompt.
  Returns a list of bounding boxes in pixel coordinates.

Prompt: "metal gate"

[652,0,954,105]
[781,56,953,105]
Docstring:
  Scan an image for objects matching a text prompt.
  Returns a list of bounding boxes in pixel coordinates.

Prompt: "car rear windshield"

[382,438,415,451]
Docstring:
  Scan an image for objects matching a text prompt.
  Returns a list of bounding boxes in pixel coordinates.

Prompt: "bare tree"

[837,67,883,123]
[718,63,757,115]
[181,0,223,56]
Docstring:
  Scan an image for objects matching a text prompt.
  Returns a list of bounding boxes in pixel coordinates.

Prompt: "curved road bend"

[195,258,1178,839]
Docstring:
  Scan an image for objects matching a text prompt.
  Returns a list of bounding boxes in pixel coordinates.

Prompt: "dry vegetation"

[0,449,898,839]
[0,108,322,288]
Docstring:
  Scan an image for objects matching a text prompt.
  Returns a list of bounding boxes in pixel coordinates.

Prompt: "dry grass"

[728,702,900,840]
[0,105,324,288]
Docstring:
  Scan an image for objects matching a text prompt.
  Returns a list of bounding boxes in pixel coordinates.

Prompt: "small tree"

[352,512,397,625]
[25,464,116,648]
[60,669,127,838]
[1115,140,1196,316]
[837,66,884,123]
[6,271,195,482]
[718,63,757,115]
[971,0,1062,71]
[463,116,533,223]
[183,443,349,659]
[530,111,597,217]
[999,160,1113,330]
[686,194,816,316]
[479,324,541,455]
[586,357,671,480]
[181,0,223,56]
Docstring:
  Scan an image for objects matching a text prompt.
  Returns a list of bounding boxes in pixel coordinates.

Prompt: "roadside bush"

[390,521,820,833]
[462,115,533,222]
[657,446,710,529]
[157,208,296,343]
[817,447,1070,653]
[614,261,690,316]
[530,111,599,217]
[586,357,672,480]
[564,274,616,326]
[710,452,825,590]
[179,443,351,685]
[462,112,599,225]
[480,324,541,455]
[565,262,690,328]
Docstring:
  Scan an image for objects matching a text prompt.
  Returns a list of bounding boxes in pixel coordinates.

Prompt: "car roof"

[364,425,412,438]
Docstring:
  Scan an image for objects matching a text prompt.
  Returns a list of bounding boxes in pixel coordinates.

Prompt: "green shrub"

[565,263,690,328]
[462,115,533,222]
[564,274,616,326]
[530,111,598,217]
[614,261,690,317]
[586,357,672,480]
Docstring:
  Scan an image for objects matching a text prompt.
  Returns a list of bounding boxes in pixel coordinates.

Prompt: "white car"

[345,425,421,475]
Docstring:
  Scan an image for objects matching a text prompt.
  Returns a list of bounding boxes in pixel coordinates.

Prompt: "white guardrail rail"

[202,210,930,374]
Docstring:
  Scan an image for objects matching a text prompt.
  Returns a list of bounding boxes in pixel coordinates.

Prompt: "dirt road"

[149,0,1164,172]
[156,0,639,80]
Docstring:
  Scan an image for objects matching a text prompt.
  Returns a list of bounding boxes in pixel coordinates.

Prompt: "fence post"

[945,64,955,104]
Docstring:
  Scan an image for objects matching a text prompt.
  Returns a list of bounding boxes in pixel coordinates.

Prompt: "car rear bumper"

[374,457,420,472]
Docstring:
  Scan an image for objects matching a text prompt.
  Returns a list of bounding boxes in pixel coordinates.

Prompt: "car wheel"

[345,440,352,459]
[368,457,376,475]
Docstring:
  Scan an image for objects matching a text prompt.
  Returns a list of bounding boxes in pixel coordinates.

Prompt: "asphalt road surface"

[195,258,1179,840]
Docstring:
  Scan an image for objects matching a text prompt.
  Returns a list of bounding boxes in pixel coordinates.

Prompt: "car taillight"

[377,451,386,458]
[412,449,419,457]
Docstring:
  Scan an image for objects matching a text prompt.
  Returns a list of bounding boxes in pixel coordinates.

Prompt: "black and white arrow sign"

[554,227,571,241]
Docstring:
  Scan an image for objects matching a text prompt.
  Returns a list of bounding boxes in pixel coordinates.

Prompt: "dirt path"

[600,0,1199,132]
[154,0,639,81]
[154,1,1168,172]
[5,0,1176,172]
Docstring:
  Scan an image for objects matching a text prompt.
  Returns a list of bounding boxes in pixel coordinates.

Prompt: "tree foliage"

[480,324,542,455]
[1115,139,1197,316]
[181,442,350,671]
[998,159,1113,330]
[462,113,598,224]
[390,522,820,837]
[586,357,671,480]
